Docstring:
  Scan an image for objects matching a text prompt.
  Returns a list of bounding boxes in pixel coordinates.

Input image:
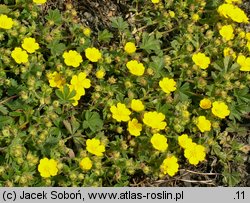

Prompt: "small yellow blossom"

[184,143,206,165]
[126,60,145,76]
[63,50,83,67]
[127,118,142,136]
[218,4,248,23]
[95,69,105,79]
[196,116,211,132]
[223,47,236,59]
[131,99,145,112]
[151,133,168,152]
[246,33,250,41]
[143,111,166,130]
[86,138,105,157]
[160,156,179,177]
[38,158,58,178]
[80,157,92,170]
[47,72,66,88]
[169,11,175,18]
[0,14,14,29]
[85,47,102,62]
[192,52,210,69]
[237,55,250,71]
[212,101,230,119]
[11,47,28,64]
[33,0,47,4]
[199,98,212,109]
[22,37,40,53]
[159,77,176,94]
[239,31,245,38]
[83,27,91,37]
[110,103,131,122]
[178,134,193,149]
[192,14,200,22]
[151,0,160,3]
[219,25,234,41]
[124,42,136,54]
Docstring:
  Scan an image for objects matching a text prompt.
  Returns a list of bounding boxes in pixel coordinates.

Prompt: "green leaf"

[47,40,66,56]
[148,56,164,78]
[0,4,10,14]
[222,170,241,186]
[140,33,161,54]
[234,88,250,104]
[55,85,76,103]
[0,105,8,115]
[111,17,128,32]
[0,116,13,128]
[176,82,191,101]
[82,111,103,132]
[45,9,62,25]
[98,29,113,43]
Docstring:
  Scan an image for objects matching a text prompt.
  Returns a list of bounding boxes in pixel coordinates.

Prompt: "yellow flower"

[196,116,211,132]
[223,47,236,59]
[219,25,234,41]
[178,134,193,149]
[86,138,105,157]
[218,4,248,23]
[124,42,136,54]
[85,47,102,62]
[199,98,212,109]
[0,14,14,29]
[47,71,66,88]
[83,27,91,37]
[95,69,105,79]
[237,55,250,71]
[11,47,28,64]
[225,0,242,4]
[192,52,210,69]
[33,0,47,4]
[110,103,131,122]
[169,11,175,18]
[160,156,179,177]
[126,60,145,76]
[38,158,58,178]
[151,133,168,152]
[151,0,160,3]
[184,143,206,165]
[229,6,248,23]
[212,101,230,119]
[246,33,250,41]
[63,50,83,67]
[159,77,176,94]
[21,37,40,53]
[127,118,142,136]
[239,31,245,38]
[192,14,200,22]
[143,111,166,130]
[247,41,250,52]
[131,99,145,112]
[80,157,92,170]
[70,72,91,96]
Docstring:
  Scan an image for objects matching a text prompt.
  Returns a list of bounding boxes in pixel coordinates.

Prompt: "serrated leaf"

[47,40,66,56]
[98,29,113,43]
[55,85,76,103]
[0,4,10,14]
[0,116,13,128]
[82,111,103,132]
[222,170,241,186]
[176,82,191,101]
[140,33,161,54]
[111,17,128,31]
[149,56,164,78]
[45,9,62,25]
[0,105,8,115]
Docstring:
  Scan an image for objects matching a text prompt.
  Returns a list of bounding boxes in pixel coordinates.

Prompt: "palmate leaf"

[45,9,62,25]
[55,85,76,103]
[140,33,161,54]
[47,40,66,56]
[98,29,113,43]
[111,17,128,32]
[82,111,103,132]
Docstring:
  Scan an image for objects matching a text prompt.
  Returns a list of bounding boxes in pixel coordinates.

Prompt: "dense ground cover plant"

[0,0,249,186]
